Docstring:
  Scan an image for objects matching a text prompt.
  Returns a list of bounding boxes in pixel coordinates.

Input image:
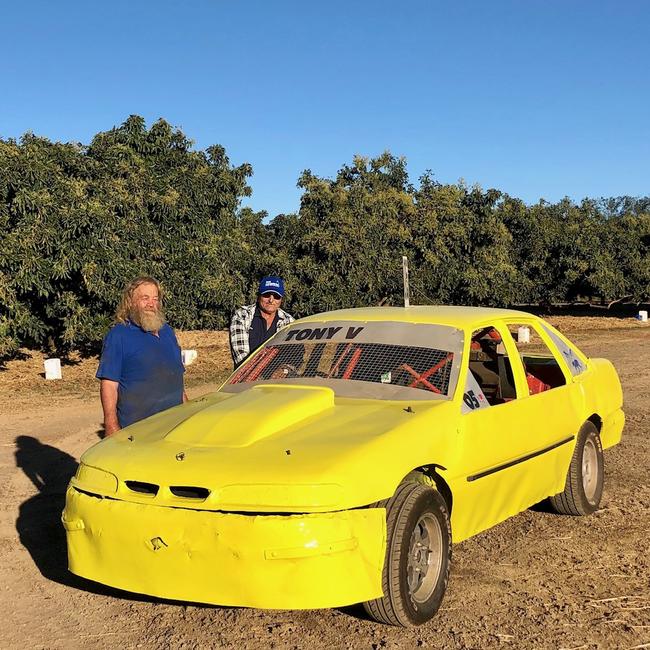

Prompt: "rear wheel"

[363,482,451,626]
[549,421,604,515]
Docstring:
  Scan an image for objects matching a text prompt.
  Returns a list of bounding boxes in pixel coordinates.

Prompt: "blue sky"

[2,0,648,217]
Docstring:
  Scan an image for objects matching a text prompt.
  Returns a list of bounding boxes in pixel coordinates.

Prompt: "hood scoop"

[165,384,335,448]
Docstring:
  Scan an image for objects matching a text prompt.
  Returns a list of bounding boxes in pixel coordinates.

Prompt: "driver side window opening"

[508,324,566,394]
[468,326,517,406]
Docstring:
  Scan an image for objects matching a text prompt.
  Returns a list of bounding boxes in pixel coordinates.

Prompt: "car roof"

[297,305,538,329]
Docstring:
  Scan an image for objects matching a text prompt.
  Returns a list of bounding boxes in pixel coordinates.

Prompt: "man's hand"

[100,379,121,437]
[104,419,121,437]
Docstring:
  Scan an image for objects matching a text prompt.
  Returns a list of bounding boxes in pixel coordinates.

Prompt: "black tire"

[363,483,451,627]
[549,421,604,515]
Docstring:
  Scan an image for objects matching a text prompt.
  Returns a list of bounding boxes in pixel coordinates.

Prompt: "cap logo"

[259,276,284,296]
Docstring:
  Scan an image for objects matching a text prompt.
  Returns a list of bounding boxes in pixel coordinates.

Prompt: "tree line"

[1,116,648,356]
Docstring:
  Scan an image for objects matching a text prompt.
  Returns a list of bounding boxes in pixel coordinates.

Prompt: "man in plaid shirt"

[229,276,294,368]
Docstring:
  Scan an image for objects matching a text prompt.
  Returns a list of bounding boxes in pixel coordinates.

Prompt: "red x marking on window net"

[397,352,454,394]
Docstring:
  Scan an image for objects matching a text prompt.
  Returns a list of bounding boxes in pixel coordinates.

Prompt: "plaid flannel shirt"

[229,304,294,367]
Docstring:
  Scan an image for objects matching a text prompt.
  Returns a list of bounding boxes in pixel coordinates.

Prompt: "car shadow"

[13,435,230,606]
[529,498,556,514]
[337,603,375,622]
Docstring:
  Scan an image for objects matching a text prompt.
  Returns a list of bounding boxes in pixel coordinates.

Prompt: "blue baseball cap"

[258,276,285,297]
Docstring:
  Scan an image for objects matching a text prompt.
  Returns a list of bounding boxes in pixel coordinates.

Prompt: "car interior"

[468,324,567,402]
[509,324,567,394]
[468,327,517,405]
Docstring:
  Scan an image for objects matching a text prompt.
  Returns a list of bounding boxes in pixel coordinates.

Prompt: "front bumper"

[63,487,386,609]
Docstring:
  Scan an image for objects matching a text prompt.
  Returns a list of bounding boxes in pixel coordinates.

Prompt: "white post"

[402,256,410,308]
[44,358,62,380]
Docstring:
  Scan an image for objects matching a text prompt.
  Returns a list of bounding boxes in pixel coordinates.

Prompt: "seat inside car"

[469,328,516,405]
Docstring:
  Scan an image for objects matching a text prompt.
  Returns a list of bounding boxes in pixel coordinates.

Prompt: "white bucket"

[517,326,530,344]
[638,310,648,322]
[182,349,198,366]
[44,358,62,380]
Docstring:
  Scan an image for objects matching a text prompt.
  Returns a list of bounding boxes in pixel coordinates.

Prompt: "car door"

[451,320,581,541]
[500,318,585,496]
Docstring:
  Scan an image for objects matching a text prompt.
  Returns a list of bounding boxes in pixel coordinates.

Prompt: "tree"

[411,177,523,306]
[277,153,416,316]
[2,123,647,359]
[0,116,256,355]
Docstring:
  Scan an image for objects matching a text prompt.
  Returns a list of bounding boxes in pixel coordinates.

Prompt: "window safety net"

[229,341,454,395]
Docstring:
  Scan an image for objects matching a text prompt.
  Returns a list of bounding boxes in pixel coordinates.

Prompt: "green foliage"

[0,116,257,355]
[499,196,649,304]
[411,178,523,306]
[277,153,416,315]
[0,118,648,358]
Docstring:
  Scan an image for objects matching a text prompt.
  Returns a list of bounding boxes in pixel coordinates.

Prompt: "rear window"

[223,320,464,401]
[538,323,587,376]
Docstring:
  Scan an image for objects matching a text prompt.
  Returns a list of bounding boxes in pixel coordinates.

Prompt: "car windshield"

[223,320,464,401]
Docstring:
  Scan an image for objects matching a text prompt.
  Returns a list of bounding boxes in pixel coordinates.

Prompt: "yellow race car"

[63,307,624,626]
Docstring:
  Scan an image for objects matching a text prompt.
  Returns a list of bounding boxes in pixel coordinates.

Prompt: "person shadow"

[15,435,147,598]
[15,435,81,584]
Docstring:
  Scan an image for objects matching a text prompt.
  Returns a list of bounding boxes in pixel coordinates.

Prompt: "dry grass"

[0,330,233,412]
[543,314,649,332]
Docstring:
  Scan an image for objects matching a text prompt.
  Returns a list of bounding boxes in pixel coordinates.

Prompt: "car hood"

[75,384,456,512]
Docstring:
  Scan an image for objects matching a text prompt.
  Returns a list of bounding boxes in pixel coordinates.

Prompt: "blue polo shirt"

[96,321,185,428]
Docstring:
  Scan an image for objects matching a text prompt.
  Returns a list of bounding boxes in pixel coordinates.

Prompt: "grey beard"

[130,308,165,333]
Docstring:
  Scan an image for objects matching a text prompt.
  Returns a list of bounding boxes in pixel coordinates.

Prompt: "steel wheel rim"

[407,512,443,603]
[582,437,599,502]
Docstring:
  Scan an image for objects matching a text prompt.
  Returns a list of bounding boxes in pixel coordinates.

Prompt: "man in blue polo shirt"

[97,276,187,436]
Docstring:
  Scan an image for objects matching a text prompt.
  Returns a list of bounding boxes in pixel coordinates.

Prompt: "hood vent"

[125,480,159,496]
[170,485,210,500]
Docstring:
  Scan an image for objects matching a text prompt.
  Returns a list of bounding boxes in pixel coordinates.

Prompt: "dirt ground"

[0,318,648,649]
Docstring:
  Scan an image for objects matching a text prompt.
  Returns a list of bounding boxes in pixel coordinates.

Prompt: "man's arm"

[100,379,121,436]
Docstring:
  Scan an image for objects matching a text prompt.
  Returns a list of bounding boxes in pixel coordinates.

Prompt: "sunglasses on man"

[261,292,282,301]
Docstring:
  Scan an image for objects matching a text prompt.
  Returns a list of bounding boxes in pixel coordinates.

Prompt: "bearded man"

[96,276,187,436]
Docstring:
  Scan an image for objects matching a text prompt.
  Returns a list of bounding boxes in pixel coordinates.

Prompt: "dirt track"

[0,324,648,649]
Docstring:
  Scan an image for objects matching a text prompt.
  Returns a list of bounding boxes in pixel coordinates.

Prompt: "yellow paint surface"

[64,487,386,608]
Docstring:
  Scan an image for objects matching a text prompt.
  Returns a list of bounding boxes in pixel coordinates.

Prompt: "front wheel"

[363,483,451,626]
[549,421,604,515]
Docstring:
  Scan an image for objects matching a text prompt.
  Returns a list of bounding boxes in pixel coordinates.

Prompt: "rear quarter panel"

[524,318,624,450]
[575,357,625,449]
